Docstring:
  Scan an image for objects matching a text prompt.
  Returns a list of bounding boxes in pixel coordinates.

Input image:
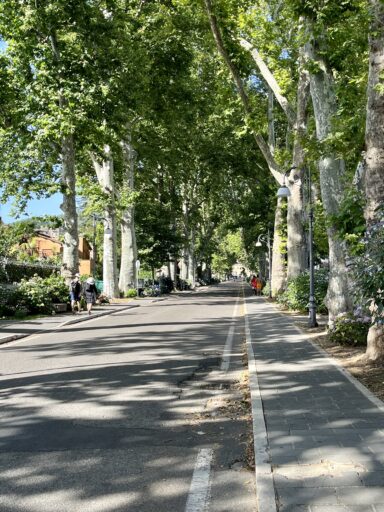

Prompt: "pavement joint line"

[268,299,384,416]
[184,448,213,512]
[220,294,240,372]
[243,294,278,512]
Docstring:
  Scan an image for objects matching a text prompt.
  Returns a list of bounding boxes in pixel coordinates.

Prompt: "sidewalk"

[245,295,384,512]
[0,301,141,345]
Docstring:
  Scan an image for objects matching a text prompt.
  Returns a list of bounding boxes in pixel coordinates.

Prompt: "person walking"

[255,274,263,296]
[250,275,258,295]
[83,277,98,315]
[69,274,82,314]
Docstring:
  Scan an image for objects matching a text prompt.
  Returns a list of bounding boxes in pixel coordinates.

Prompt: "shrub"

[16,275,69,315]
[125,288,137,298]
[17,276,53,314]
[262,281,271,298]
[329,313,370,346]
[0,287,21,317]
[0,260,59,283]
[277,269,328,314]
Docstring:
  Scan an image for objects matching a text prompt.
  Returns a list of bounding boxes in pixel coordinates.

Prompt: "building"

[32,230,93,275]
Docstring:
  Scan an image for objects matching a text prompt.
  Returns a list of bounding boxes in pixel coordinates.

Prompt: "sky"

[0,194,63,224]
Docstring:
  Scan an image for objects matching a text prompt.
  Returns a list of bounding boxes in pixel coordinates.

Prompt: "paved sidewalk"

[0,301,141,345]
[246,295,384,512]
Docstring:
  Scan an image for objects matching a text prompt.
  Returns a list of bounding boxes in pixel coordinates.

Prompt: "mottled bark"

[92,147,119,298]
[304,31,352,322]
[364,0,384,360]
[60,134,79,282]
[239,38,296,125]
[271,198,287,295]
[287,53,310,279]
[119,137,137,293]
[50,33,79,282]
[204,0,283,185]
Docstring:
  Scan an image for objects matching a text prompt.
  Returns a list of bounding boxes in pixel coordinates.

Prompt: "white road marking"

[185,448,213,512]
[220,295,240,371]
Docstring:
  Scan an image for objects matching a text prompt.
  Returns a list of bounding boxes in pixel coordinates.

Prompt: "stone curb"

[243,295,278,512]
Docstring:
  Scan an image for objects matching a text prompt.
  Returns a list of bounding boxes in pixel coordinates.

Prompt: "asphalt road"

[0,282,256,512]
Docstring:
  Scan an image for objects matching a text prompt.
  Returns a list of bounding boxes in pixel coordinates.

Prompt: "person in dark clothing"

[83,277,98,315]
[69,274,82,314]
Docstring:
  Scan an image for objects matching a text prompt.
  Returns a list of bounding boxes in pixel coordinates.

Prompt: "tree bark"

[91,147,119,298]
[287,51,310,279]
[204,0,309,287]
[271,198,287,295]
[364,0,384,360]
[60,134,79,282]
[304,30,352,322]
[49,32,79,282]
[119,137,138,294]
[239,38,296,125]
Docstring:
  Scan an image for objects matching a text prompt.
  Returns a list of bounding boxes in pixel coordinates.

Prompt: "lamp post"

[255,230,272,299]
[136,259,140,294]
[91,214,112,278]
[277,169,318,327]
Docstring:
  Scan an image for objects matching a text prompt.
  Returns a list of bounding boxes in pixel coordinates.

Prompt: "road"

[0,282,257,512]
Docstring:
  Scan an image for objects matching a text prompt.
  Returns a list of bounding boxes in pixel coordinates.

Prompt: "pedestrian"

[250,275,258,295]
[83,277,98,315]
[255,274,263,296]
[69,273,82,314]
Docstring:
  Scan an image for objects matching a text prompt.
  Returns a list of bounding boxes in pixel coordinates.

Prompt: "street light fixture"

[276,169,318,327]
[255,230,272,299]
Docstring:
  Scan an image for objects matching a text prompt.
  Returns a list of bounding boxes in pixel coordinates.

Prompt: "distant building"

[32,230,93,275]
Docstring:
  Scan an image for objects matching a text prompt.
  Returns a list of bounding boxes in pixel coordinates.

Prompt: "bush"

[277,269,329,314]
[0,260,59,283]
[262,281,271,297]
[16,275,69,315]
[125,288,137,298]
[0,287,21,317]
[329,313,370,346]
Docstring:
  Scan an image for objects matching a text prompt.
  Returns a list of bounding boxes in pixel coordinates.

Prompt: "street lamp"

[277,169,318,327]
[255,230,272,299]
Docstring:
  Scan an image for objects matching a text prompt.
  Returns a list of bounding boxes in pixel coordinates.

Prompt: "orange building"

[32,230,93,275]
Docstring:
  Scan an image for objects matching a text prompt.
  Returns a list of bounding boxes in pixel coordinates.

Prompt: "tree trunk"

[91,147,119,298]
[49,33,79,283]
[119,137,137,293]
[60,134,79,282]
[204,1,308,285]
[287,52,310,279]
[364,0,384,360]
[304,30,352,323]
[271,198,287,296]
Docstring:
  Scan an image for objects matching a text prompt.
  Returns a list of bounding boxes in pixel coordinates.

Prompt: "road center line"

[185,448,213,512]
[220,295,240,371]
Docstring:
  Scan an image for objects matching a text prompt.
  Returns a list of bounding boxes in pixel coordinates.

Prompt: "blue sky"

[0,39,63,224]
[1,194,62,224]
